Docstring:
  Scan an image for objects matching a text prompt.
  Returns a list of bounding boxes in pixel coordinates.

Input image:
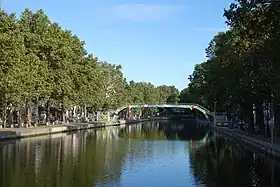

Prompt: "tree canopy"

[180,0,280,133]
[0,9,180,126]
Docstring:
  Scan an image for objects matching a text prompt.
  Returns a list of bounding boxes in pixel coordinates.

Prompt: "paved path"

[0,118,154,141]
[0,121,121,141]
[0,121,109,130]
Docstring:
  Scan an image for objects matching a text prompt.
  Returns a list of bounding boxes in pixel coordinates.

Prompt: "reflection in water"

[0,130,125,187]
[0,121,280,187]
[119,120,209,141]
[189,135,280,187]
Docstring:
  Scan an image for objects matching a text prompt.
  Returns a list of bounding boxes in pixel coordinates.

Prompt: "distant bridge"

[115,103,213,119]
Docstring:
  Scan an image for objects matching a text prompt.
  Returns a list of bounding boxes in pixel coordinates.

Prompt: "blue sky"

[3,0,232,91]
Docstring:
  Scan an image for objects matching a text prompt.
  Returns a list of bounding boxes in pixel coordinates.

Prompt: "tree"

[18,9,53,125]
[98,62,126,109]
[181,0,280,135]
[73,54,103,114]
[0,11,26,127]
[0,8,181,126]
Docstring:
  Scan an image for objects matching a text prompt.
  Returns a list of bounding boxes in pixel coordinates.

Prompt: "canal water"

[0,120,279,187]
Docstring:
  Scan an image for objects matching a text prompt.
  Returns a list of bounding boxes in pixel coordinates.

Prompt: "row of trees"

[180,0,280,134]
[0,9,180,127]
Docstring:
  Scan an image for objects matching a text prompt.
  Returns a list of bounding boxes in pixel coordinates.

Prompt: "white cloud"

[97,3,186,22]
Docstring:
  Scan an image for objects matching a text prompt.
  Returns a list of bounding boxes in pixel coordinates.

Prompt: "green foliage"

[124,82,180,105]
[180,0,280,131]
[0,8,180,124]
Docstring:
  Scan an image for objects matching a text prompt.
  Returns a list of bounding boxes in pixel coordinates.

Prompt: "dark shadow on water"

[118,120,209,141]
[190,132,280,187]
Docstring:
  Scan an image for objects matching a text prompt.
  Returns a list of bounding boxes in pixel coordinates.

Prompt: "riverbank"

[0,117,209,141]
[0,118,153,141]
[212,126,280,160]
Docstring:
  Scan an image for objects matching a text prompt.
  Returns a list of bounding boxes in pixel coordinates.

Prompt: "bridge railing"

[116,103,213,115]
[178,103,213,115]
[148,103,212,114]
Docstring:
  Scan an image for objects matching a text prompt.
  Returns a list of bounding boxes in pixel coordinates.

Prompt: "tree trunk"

[46,100,50,125]
[244,102,254,134]
[274,104,280,137]
[17,110,21,127]
[25,101,31,127]
[84,104,87,119]
[256,100,264,135]
[2,103,7,128]
[62,103,66,123]
[55,110,59,123]
[35,99,39,125]
[7,108,13,126]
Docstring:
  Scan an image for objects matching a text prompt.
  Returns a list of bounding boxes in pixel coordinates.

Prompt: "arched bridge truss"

[115,103,213,120]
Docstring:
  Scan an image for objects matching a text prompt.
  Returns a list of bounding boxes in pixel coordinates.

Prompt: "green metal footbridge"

[115,103,214,119]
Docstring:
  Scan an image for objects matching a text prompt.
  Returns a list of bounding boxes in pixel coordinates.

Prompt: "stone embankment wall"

[0,118,158,141]
[0,117,210,141]
[212,126,280,160]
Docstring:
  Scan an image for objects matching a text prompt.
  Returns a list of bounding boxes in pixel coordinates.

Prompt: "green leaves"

[182,0,280,130]
[125,83,180,105]
[0,10,25,106]
[0,7,181,122]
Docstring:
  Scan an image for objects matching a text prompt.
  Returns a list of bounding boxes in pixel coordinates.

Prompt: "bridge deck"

[116,103,213,116]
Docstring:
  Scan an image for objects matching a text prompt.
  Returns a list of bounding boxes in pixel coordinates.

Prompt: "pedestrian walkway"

[0,121,118,141]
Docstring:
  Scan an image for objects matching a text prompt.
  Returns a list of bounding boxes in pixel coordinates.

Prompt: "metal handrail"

[115,103,213,115]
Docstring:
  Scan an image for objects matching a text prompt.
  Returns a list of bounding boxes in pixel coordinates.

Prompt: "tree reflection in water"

[0,122,279,187]
[0,130,126,187]
[118,120,209,141]
[189,135,280,187]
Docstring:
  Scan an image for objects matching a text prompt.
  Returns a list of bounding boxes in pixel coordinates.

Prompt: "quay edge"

[0,117,209,141]
[211,126,280,160]
[0,118,153,141]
